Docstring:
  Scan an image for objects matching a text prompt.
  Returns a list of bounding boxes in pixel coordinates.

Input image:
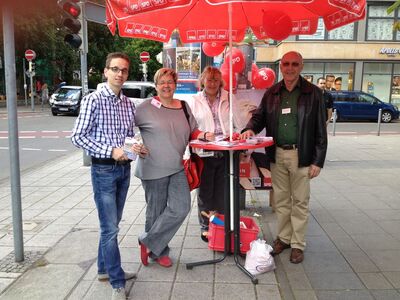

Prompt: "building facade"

[255,0,400,108]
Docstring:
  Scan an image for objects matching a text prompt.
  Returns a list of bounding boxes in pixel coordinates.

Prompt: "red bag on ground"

[183,153,204,191]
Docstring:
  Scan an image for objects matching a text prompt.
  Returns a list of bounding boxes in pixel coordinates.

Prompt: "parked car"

[51,86,95,116]
[96,81,156,107]
[121,81,156,106]
[330,91,399,123]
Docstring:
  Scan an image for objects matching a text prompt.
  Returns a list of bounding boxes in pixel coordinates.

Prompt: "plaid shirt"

[71,84,136,158]
[204,90,223,135]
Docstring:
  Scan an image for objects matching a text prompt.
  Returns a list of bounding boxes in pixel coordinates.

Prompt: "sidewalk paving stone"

[0,133,398,299]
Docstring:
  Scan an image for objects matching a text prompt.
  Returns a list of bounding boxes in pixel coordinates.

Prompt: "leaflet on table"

[191,136,273,147]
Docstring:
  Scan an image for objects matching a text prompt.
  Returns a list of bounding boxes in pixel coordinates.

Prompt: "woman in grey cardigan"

[133,68,210,268]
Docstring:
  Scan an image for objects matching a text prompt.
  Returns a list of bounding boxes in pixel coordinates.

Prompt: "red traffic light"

[63,3,80,18]
[58,0,82,49]
[58,1,81,18]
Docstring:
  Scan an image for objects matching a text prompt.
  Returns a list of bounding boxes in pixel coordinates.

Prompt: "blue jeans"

[139,170,191,258]
[91,163,131,289]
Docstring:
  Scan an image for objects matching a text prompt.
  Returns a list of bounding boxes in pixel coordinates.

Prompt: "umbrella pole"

[228,0,234,233]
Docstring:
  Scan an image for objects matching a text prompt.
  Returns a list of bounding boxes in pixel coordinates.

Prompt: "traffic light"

[58,0,82,49]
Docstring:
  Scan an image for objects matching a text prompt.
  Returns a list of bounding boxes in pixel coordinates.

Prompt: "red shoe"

[138,240,149,266]
[155,256,172,268]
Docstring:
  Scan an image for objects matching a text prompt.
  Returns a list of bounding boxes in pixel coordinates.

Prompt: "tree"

[1,0,162,96]
[387,1,400,31]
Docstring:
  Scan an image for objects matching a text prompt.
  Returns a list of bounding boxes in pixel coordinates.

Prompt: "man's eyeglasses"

[108,66,129,75]
[281,62,301,67]
[157,80,175,86]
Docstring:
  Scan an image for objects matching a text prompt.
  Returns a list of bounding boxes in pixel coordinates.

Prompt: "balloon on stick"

[221,64,237,91]
[224,47,245,73]
[202,42,226,57]
[263,10,293,41]
[252,67,276,89]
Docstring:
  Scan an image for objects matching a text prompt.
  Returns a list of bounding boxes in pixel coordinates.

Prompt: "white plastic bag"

[244,239,276,275]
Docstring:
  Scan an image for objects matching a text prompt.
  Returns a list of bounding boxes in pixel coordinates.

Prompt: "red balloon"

[263,10,293,41]
[252,68,276,89]
[224,48,245,73]
[202,42,226,57]
[221,67,237,91]
[251,63,259,84]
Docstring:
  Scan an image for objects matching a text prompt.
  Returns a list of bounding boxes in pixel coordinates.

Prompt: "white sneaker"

[112,287,126,300]
[98,272,137,281]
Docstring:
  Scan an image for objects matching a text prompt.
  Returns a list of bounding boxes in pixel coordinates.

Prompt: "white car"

[97,81,156,107]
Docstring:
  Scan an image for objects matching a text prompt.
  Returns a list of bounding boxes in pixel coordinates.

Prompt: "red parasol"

[105,0,367,265]
[106,0,366,43]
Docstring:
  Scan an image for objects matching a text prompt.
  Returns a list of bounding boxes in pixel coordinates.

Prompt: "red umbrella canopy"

[106,0,366,43]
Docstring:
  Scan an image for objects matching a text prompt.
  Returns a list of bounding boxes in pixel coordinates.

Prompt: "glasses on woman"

[108,66,129,75]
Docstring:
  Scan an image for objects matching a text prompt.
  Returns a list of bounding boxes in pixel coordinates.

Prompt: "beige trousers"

[271,148,310,250]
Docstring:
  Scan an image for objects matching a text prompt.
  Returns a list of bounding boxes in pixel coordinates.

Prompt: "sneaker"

[155,256,173,268]
[111,287,126,300]
[98,272,137,282]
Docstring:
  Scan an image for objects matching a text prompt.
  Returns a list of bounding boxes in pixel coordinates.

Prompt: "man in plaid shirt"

[71,52,136,300]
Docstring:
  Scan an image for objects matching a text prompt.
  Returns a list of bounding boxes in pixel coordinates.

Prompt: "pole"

[377,108,382,136]
[22,58,27,106]
[228,2,235,231]
[80,0,91,166]
[29,62,34,111]
[3,4,24,262]
[332,109,337,136]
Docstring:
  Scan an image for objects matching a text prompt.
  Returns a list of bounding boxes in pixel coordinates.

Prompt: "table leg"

[186,150,231,269]
[232,150,258,284]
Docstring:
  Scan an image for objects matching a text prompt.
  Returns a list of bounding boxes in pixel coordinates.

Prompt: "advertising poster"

[233,89,272,190]
[176,47,201,80]
[163,48,176,70]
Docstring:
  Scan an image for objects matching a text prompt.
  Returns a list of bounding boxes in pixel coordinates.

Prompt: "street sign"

[140,51,150,63]
[25,49,36,61]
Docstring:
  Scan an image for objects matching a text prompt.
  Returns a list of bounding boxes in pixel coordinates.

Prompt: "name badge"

[151,98,162,109]
[282,108,291,114]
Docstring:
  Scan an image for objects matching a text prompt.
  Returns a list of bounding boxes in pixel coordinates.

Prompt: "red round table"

[186,138,274,284]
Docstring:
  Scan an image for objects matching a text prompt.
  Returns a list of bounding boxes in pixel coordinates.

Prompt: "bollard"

[83,150,91,166]
[377,108,382,136]
[332,109,337,136]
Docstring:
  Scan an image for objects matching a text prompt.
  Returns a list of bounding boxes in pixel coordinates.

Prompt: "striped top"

[71,83,136,158]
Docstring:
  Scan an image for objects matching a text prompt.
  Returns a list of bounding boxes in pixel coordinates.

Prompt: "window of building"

[362,63,392,103]
[391,64,400,108]
[300,62,354,91]
[297,18,356,41]
[366,3,399,41]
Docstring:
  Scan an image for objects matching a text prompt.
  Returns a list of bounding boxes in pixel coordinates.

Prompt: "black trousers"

[197,156,225,229]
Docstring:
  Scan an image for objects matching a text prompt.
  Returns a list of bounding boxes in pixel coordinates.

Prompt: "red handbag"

[182,101,204,191]
[183,153,204,191]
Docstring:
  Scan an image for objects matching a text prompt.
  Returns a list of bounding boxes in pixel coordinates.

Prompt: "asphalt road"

[0,107,78,182]
[0,106,399,182]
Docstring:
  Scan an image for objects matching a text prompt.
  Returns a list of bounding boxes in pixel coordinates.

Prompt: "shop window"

[301,62,354,91]
[391,64,400,108]
[362,63,392,103]
[366,4,399,41]
[297,18,355,41]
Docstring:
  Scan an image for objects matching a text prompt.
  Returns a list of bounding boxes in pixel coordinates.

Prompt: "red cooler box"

[208,214,259,254]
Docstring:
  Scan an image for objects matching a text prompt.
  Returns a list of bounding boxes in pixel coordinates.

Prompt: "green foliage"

[387,0,400,15]
[1,1,162,95]
[388,0,400,32]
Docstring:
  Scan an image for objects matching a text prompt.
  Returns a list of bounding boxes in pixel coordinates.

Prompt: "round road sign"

[140,51,150,63]
[25,49,36,61]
